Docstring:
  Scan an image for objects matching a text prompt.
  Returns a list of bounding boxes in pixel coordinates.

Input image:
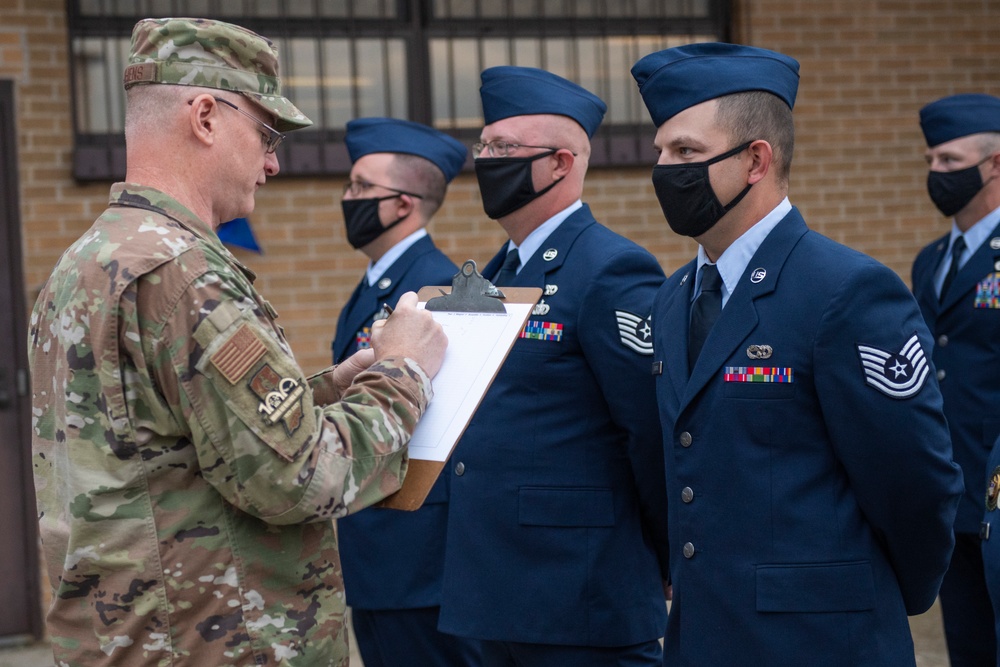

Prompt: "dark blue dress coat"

[438,204,671,648]
[653,209,963,666]
[333,234,458,610]
[912,221,1000,534]
[982,435,1000,666]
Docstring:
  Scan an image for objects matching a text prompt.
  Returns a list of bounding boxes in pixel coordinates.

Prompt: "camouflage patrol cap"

[124,17,312,132]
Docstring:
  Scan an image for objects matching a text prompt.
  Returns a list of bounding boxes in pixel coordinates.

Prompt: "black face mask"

[341,196,407,249]
[475,150,563,219]
[651,141,754,238]
[927,156,993,217]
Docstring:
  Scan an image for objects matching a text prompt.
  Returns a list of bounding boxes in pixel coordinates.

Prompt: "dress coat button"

[681,487,694,503]
[937,335,948,347]
[683,542,695,558]
[679,432,692,447]
[937,369,946,381]
[454,462,465,476]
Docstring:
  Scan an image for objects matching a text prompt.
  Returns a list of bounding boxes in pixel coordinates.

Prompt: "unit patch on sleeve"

[615,310,653,355]
[211,324,267,385]
[855,332,929,399]
[249,364,305,436]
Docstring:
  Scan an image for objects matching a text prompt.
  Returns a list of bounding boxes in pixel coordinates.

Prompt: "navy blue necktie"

[494,248,521,287]
[689,264,723,369]
[940,235,966,303]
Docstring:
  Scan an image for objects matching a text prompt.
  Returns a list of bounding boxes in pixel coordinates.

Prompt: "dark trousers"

[939,532,996,667]
[480,638,662,667]
[351,606,481,667]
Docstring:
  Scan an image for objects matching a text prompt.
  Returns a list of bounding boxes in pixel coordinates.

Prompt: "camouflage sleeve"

[154,271,432,523]
[306,367,345,406]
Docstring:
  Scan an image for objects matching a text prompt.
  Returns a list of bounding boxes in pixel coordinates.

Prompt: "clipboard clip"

[425,260,507,313]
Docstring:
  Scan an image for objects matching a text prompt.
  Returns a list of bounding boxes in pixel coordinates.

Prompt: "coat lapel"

[334,277,375,362]
[485,205,595,287]
[915,236,948,322]
[334,236,442,362]
[515,205,593,285]
[939,221,1000,312]
[658,263,696,408]
[681,209,809,410]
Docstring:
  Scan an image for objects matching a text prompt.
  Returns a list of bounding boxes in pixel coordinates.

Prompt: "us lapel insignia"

[680,271,690,286]
[378,277,392,290]
[249,364,305,435]
[855,332,929,399]
[990,237,1000,250]
[750,267,766,284]
[543,248,558,261]
[615,310,653,355]
[746,344,772,359]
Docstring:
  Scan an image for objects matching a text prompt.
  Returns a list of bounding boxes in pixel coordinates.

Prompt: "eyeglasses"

[189,96,286,153]
[342,179,424,199]
[473,140,565,158]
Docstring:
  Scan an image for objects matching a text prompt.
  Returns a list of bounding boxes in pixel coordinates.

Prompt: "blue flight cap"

[479,66,607,138]
[631,43,800,128]
[919,94,1000,147]
[344,117,468,182]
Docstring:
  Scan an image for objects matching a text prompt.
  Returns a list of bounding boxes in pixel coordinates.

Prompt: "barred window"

[68,0,728,180]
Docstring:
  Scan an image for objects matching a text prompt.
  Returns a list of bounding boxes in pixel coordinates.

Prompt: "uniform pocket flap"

[756,560,875,612]
[518,487,614,527]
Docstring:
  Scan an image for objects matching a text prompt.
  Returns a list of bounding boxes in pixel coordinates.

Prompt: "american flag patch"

[724,366,793,383]
[521,320,563,341]
[211,324,267,384]
[355,327,372,349]
[615,310,653,355]
[975,273,1000,309]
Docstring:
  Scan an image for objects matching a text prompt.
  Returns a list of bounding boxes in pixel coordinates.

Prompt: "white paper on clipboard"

[406,301,533,462]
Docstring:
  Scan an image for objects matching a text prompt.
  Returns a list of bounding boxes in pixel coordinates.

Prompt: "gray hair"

[715,90,795,182]
[388,153,449,218]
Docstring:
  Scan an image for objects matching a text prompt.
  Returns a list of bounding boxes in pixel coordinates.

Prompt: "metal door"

[0,79,43,643]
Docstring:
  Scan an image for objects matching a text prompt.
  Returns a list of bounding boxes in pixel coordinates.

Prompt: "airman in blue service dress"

[632,43,964,666]
[912,93,1000,667]
[331,117,480,667]
[437,67,670,667]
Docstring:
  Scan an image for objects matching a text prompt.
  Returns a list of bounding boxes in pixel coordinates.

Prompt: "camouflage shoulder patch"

[211,324,267,384]
[249,363,306,440]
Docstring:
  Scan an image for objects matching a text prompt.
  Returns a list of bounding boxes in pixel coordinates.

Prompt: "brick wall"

[5,0,1000,373]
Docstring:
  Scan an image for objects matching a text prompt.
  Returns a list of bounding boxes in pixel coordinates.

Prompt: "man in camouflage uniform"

[27,17,447,667]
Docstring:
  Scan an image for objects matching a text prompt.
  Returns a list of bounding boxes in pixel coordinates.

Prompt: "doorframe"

[0,78,44,644]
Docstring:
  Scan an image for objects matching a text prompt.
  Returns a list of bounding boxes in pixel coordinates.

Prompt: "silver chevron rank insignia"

[615,310,653,355]
[856,333,929,399]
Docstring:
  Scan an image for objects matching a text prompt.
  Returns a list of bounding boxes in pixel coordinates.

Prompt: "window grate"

[67,0,727,180]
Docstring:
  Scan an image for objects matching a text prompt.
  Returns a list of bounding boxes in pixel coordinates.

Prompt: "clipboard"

[378,260,541,510]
